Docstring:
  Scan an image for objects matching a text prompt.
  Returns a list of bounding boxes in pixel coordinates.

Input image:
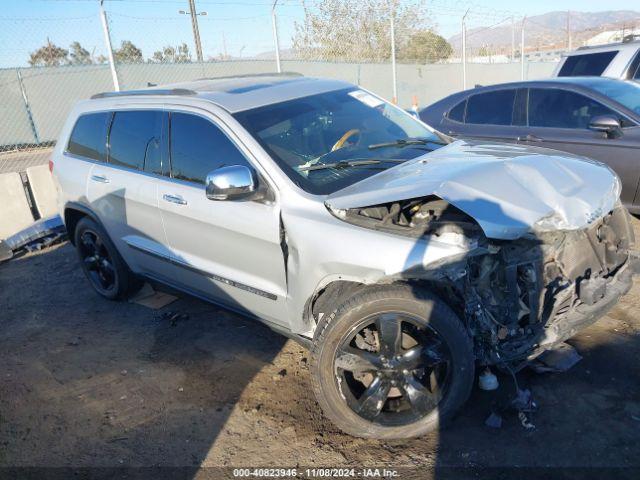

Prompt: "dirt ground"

[1,219,639,479]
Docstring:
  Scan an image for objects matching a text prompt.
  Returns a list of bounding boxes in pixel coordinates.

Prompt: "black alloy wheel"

[73,216,142,300]
[78,229,118,295]
[334,311,451,426]
[310,285,474,439]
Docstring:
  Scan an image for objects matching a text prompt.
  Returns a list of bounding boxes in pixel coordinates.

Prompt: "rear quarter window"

[447,100,466,122]
[558,51,618,77]
[66,112,111,161]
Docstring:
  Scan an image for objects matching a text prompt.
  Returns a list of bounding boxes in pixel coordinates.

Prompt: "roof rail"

[193,71,303,82]
[91,88,196,99]
[576,35,640,50]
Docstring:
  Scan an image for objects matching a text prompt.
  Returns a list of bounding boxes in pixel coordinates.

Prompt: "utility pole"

[521,15,526,80]
[99,0,119,91]
[566,11,571,50]
[462,9,469,89]
[222,32,228,59]
[390,3,398,103]
[179,0,205,62]
[511,16,515,62]
[271,0,281,72]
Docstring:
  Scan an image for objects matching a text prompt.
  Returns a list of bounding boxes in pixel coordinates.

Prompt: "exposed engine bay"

[336,196,636,368]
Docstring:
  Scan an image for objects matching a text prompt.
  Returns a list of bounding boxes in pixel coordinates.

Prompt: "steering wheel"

[331,129,361,152]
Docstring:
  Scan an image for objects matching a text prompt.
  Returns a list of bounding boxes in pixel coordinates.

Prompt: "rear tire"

[310,284,474,439]
[74,217,142,300]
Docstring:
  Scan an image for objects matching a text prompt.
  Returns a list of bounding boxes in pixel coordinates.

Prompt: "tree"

[28,39,68,67]
[478,45,490,57]
[151,43,191,63]
[398,30,453,63]
[292,0,429,62]
[175,43,192,63]
[113,40,143,64]
[151,49,166,63]
[69,41,92,65]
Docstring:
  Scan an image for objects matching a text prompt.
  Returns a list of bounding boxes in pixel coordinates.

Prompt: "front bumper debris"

[461,204,636,365]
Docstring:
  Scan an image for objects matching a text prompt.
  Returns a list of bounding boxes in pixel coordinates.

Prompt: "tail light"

[48,158,54,174]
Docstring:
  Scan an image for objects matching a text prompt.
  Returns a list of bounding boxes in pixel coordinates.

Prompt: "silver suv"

[553,37,640,80]
[52,74,637,439]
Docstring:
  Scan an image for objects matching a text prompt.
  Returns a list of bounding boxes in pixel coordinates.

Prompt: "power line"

[465,16,513,39]
[109,12,271,20]
[23,0,301,4]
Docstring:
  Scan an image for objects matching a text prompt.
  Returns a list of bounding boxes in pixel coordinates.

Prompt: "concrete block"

[26,164,58,218]
[0,172,34,240]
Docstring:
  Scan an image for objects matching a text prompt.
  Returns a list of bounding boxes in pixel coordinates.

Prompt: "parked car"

[52,74,637,439]
[419,77,640,213]
[552,36,640,80]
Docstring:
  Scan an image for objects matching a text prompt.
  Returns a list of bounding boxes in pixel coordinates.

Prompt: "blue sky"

[0,0,637,67]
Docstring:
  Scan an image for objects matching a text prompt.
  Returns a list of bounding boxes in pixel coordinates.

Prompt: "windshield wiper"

[368,138,446,150]
[298,158,406,172]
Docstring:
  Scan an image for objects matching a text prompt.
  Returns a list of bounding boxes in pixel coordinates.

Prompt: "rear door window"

[558,51,618,77]
[465,90,517,125]
[67,112,111,161]
[169,112,251,184]
[108,110,164,172]
[528,88,617,129]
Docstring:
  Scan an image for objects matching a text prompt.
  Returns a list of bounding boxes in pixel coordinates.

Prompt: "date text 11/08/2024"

[232,468,400,478]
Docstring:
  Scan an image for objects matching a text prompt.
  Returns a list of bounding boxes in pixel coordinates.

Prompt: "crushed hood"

[326,140,621,240]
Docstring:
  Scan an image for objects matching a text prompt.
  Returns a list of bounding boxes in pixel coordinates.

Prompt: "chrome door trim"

[125,240,278,301]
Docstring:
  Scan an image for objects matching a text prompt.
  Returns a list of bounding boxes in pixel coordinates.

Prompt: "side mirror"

[205,165,257,201]
[589,115,622,138]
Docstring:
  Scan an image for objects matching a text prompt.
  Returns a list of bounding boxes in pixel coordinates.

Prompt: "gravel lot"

[1,219,639,479]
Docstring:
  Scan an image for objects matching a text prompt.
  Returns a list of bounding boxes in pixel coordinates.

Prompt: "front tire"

[310,284,474,439]
[74,217,142,300]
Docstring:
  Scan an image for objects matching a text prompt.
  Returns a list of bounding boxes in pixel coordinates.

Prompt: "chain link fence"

[3,0,628,174]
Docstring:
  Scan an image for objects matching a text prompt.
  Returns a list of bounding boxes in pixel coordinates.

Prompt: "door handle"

[517,134,542,142]
[90,174,110,183]
[163,194,188,205]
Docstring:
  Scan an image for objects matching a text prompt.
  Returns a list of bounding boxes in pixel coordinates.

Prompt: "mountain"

[448,10,640,53]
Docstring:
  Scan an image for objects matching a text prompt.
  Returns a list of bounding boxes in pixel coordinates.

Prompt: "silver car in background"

[552,36,640,80]
[52,74,637,439]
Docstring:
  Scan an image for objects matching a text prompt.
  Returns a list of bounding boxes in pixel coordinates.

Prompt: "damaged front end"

[330,196,637,368]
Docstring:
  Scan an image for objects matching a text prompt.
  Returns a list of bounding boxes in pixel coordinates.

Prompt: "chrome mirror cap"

[205,165,257,201]
[589,115,622,137]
